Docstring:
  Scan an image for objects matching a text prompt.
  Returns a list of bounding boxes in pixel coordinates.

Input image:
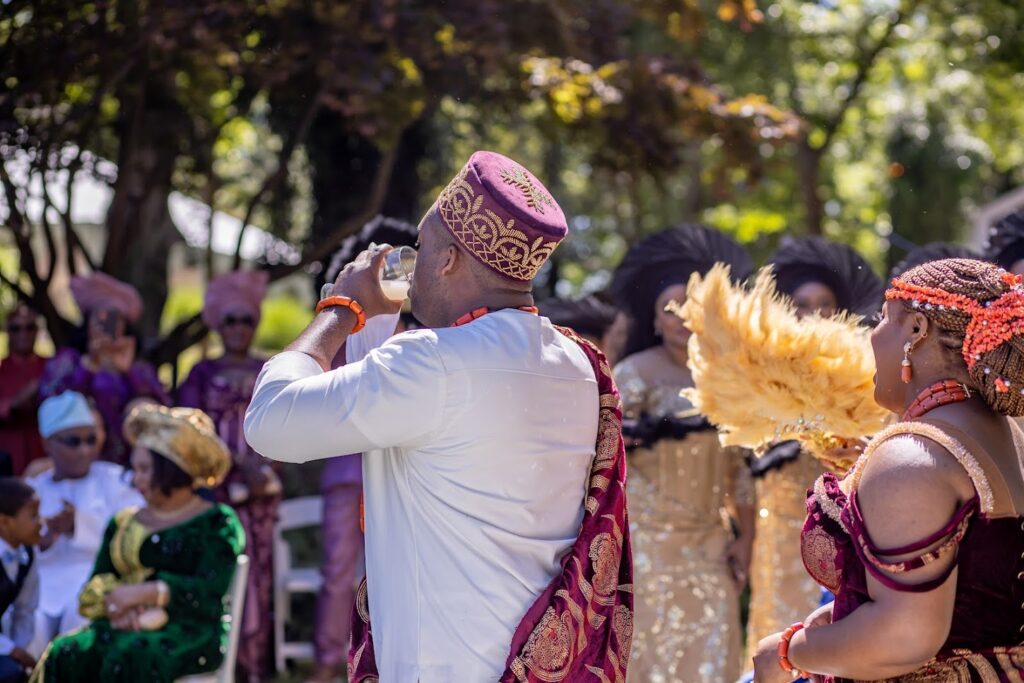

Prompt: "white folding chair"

[178,553,250,683]
[273,495,324,673]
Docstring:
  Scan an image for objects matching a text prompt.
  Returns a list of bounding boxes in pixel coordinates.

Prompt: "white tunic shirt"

[246,309,599,682]
[28,462,143,617]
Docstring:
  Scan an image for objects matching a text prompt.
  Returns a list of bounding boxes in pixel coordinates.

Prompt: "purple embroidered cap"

[434,150,568,282]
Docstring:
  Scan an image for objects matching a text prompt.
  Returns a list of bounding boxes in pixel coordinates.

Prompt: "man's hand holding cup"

[325,245,404,321]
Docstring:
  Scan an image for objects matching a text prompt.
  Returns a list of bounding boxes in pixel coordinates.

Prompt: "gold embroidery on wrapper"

[500,165,555,213]
[801,525,842,593]
[520,607,572,681]
[594,409,620,469]
[590,532,620,600]
[436,165,559,281]
[355,580,370,623]
[850,643,1024,681]
[351,642,366,676]
[613,604,633,664]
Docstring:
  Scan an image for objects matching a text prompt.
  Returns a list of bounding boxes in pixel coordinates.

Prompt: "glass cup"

[319,245,417,302]
[380,246,416,301]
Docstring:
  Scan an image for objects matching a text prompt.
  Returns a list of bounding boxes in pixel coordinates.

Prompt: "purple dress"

[314,344,365,670]
[177,356,278,680]
[802,420,1024,682]
[39,348,170,465]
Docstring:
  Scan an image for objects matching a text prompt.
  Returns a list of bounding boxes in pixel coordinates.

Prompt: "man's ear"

[440,244,459,277]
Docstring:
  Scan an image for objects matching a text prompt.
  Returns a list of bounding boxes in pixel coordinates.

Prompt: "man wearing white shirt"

[26,392,143,656]
[246,151,633,683]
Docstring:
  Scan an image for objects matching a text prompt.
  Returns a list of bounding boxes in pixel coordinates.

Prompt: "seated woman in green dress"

[31,404,244,683]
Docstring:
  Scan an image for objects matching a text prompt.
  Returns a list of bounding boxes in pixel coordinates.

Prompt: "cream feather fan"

[676,263,892,466]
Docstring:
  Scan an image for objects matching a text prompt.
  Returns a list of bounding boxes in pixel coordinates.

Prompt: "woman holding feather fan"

[745,237,884,666]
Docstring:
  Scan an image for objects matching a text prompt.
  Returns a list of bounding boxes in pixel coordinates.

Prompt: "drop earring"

[901,342,913,384]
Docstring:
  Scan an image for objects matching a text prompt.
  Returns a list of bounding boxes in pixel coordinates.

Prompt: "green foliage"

[3,0,1022,320]
[255,295,313,353]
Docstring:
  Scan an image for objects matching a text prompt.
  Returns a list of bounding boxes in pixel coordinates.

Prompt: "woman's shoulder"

[858,423,983,503]
[853,425,979,545]
[207,503,246,545]
[614,349,658,382]
[40,347,83,385]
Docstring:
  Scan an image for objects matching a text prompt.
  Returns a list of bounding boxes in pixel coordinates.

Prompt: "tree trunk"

[796,138,824,235]
[102,77,184,344]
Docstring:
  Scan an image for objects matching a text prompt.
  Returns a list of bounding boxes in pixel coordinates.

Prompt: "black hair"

[984,209,1024,271]
[540,296,618,340]
[0,478,36,517]
[325,215,420,282]
[70,315,141,355]
[768,236,884,319]
[611,225,754,358]
[147,449,194,496]
[889,242,980,281]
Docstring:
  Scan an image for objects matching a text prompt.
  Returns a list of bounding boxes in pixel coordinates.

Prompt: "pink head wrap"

[70,272,143,323]
[433,151,568,282]
[202,270,269,329]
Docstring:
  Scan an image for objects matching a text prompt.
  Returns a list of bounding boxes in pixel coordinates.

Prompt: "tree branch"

[146,311,208,369]
[0,268,32,302]
[0,160,71,344]
[0,161,45,296]
[36,156,62,282]
[266,143,400,282]
[819,4,913,150]
[232,83,327,270]
[56,152,97,273]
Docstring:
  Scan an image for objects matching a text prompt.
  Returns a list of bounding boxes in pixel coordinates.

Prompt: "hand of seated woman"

[109,605,146,632]
[105,583,153,614]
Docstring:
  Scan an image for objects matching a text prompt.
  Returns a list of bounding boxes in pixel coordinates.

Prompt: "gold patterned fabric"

[745,450,824,657]
[123,404,231,488]
[616,356,750,683]
[78,508,152,619]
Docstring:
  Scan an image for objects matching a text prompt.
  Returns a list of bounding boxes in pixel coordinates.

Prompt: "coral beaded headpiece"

[886,271,1024,393]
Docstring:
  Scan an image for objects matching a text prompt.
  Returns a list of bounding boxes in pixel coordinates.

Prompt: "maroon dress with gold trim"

[801,420,1024,682]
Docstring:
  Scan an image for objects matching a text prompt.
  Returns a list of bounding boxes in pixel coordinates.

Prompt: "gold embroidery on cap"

[436,165,559,281]
[500,164,555,214]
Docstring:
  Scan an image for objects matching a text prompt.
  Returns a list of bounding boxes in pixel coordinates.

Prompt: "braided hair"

[896,258,1024,416]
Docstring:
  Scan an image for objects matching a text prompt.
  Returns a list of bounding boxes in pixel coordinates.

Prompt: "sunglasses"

[222,314,256,328]
[54,434,99,448]
[7,324,38,334]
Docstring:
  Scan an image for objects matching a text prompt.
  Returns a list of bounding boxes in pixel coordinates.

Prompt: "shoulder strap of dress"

[850,421,995,514]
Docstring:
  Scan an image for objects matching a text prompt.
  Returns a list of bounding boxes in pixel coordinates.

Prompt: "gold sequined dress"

[615,355,753,683]
[745,447,824,656]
